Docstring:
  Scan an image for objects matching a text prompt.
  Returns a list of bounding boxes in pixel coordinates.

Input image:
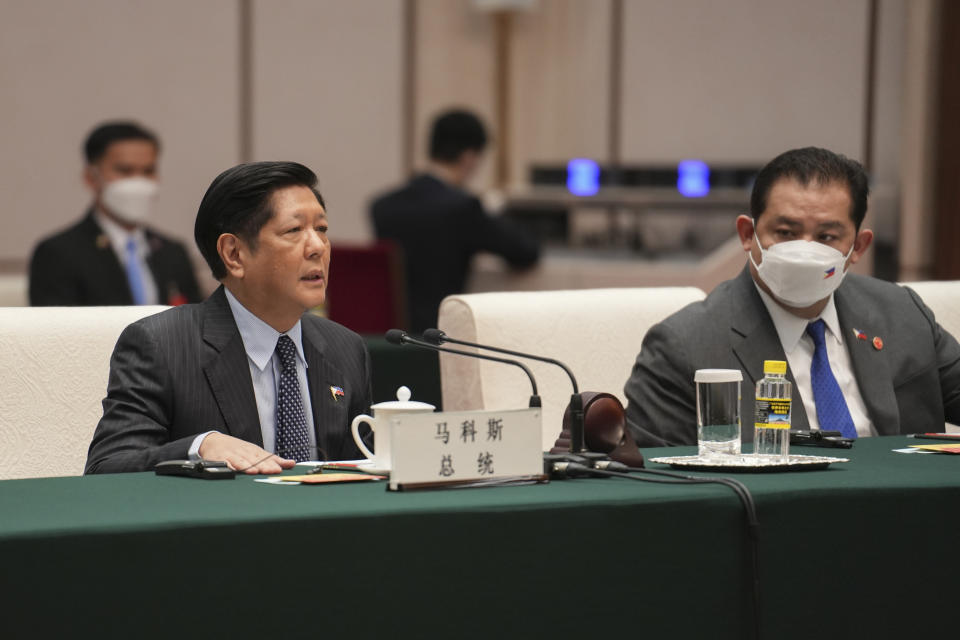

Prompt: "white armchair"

[900,280,960,339]
[0,305,168,479]
[900,280,960,433]
[437,287,706,450]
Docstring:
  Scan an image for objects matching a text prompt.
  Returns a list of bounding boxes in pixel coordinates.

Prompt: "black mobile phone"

[154,459,236,479]
[789,430,854,449]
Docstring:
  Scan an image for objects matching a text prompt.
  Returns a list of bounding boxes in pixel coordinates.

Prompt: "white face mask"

[101,177,158,225]
[750,231,855,307]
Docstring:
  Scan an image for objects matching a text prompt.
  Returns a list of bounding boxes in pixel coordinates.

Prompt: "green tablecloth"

[1,436,956,638]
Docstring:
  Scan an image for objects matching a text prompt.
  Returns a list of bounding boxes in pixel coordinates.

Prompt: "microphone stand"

[385,330,541,408]
[423,329,585,453]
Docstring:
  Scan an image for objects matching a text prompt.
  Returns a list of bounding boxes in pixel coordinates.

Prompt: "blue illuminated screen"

[567,158,600,196]
[677,160,710,197]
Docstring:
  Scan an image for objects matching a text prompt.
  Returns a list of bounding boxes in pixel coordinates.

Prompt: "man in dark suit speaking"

[624,147,960,447]
[371,109,540,332]
[86,161,371,474]
[29,121,201,307]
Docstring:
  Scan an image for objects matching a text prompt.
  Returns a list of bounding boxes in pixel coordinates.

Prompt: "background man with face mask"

[28,120,201,306]
[624,146,960,447]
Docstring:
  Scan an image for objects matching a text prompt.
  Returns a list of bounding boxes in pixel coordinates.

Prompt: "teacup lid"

[370,386,435,411]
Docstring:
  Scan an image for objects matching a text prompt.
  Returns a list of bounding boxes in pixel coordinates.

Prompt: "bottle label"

[754,397,791,429]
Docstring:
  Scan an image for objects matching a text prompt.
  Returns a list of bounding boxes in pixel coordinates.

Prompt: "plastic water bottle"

[754,360,791,462]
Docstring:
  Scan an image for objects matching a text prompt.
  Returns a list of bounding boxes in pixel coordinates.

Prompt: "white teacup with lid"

[350,386,435,470]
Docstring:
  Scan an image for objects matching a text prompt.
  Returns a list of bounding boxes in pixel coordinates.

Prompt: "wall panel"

[620,0,869,164]
[252,0,403,242]
[0,0,239,265]
[414,0,497,190]
[509,0,611,187]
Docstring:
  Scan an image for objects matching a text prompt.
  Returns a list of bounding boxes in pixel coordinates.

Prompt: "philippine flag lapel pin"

[330,385,345,401]
[852,328,868,341]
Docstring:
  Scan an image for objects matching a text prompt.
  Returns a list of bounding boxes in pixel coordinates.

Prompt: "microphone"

[385,329,542,408]
[422,328,586,453]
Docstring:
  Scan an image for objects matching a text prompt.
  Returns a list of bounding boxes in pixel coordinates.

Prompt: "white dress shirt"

[754,284,878,437]
[189,288,317,460]
[93,209,159,305]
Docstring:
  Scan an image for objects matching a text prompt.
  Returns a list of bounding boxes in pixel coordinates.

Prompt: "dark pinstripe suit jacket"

[85,286,372,473]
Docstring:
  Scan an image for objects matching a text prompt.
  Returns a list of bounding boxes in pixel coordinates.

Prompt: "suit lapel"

[302,319,348,459]
[80,212,133,304]
[200,287,263,445]
[835,279,900,434]
[729,268,812,429]
[145,232,172,305]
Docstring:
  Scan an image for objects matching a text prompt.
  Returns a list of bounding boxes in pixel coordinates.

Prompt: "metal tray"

[649,454,850,472]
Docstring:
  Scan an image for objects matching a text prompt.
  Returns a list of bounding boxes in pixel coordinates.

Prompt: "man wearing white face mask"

[28,121,201,306]
[624,146,960,447]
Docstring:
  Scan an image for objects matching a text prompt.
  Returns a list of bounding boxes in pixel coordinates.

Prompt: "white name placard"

[387,408,543,490]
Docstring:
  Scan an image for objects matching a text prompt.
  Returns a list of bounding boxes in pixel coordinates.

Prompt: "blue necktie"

[806,319,857,439]
[275,335,312,462]
[124,237,147,305]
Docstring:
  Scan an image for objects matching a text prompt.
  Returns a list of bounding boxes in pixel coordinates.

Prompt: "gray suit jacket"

[85,286,372,473]
[624,266,960,447]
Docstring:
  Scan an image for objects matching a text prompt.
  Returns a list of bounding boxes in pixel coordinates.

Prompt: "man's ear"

[83,165,99,192]
[735,215,756,252]
[458,149,482,181]
[848,228,874,266]
[217,233,246,279]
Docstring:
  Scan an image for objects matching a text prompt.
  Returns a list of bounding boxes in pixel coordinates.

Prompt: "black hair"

[429,109,488,162]
[194,161,325,280]
[750,147,869,229]
[84,121,160,164]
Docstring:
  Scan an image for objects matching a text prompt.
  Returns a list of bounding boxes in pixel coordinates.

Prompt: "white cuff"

[188,430,218,460]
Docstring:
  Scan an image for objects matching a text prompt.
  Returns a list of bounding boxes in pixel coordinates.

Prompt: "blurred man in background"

[29,120,201,306]
[371,108,540,332]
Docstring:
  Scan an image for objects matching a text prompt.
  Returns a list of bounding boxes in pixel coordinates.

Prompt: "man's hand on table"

[198,433,296,475]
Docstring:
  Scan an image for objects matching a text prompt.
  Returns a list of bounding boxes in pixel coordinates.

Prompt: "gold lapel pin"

[872,336,884,351]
